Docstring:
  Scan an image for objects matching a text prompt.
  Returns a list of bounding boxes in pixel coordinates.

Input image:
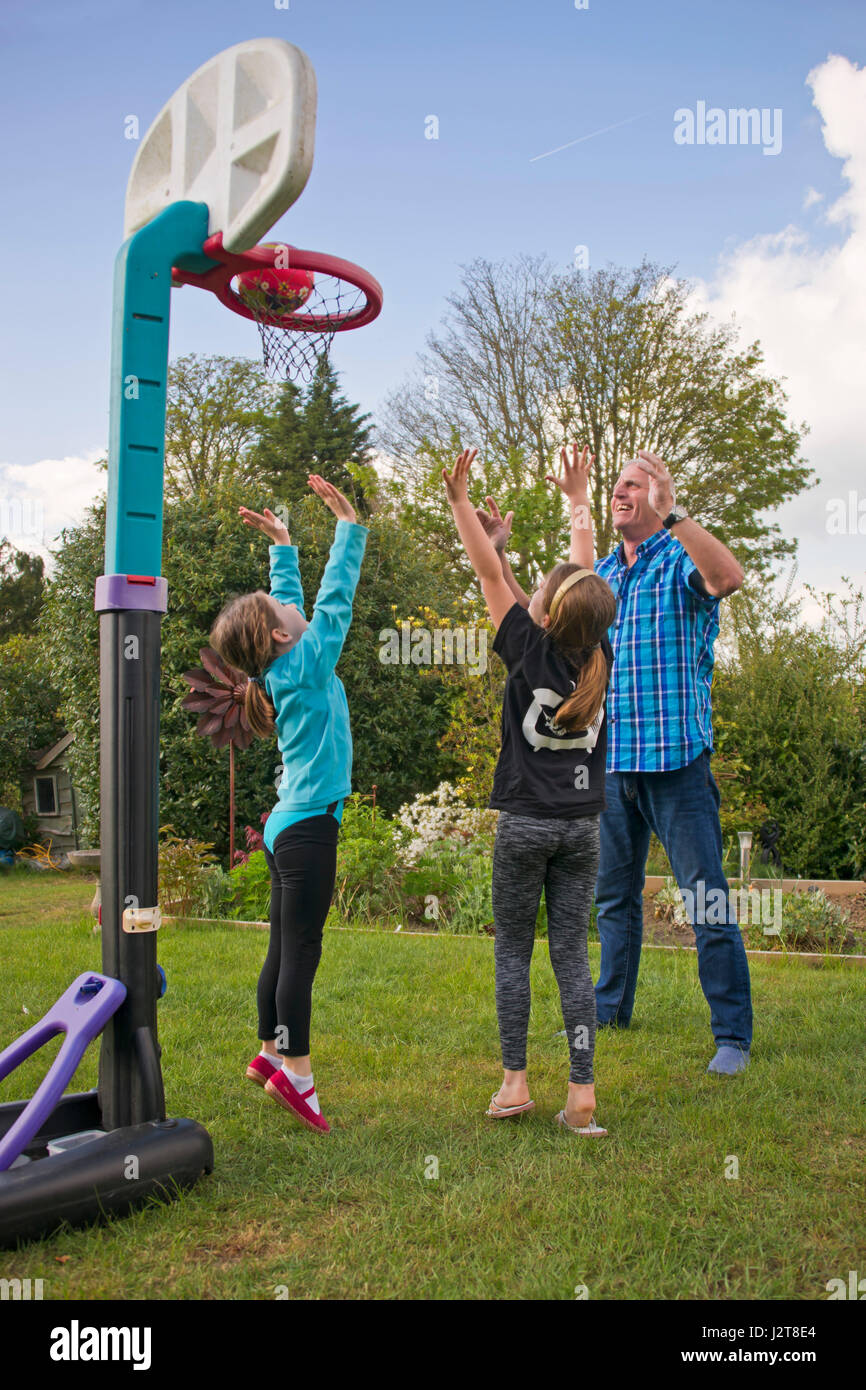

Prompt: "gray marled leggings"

[492,811,600,1084]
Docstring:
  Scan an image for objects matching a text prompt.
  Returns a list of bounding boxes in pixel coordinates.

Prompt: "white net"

[235,272,368,383]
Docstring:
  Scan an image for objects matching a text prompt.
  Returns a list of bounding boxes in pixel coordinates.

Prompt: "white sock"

[281,1063,321,1115]
[259,1047,278,1062]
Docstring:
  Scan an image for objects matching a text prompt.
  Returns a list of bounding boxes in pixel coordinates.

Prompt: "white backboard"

[124,39,317,252]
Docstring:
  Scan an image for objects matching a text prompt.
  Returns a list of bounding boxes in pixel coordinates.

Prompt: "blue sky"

[1,0,865,607]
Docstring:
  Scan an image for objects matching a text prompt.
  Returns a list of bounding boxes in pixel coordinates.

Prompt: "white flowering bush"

[397,782,499,866]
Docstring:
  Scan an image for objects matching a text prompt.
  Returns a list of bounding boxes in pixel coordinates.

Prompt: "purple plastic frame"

[0,973,126,1171]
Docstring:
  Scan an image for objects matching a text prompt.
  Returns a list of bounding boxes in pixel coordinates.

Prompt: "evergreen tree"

[251,358,376,514]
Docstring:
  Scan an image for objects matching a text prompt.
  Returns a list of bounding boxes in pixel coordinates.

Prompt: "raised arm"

[636,451,743,597]
[443,449,517,629]
[475,496,531,609]
[295,519,367,680]
[269,547,305,613]
[545,444,596,569]
[239,505,306,613]
[292,476,367,681]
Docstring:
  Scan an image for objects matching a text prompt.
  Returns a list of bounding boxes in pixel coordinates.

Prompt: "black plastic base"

[0,1091,213,1248]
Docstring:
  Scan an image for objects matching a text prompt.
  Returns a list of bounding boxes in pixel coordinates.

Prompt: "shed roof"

[31,732,74,770]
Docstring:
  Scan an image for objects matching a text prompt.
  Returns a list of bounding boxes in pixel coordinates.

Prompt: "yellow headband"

[548,568,594,621]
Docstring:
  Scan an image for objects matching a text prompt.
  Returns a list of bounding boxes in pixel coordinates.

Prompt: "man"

[592,451,752,1074]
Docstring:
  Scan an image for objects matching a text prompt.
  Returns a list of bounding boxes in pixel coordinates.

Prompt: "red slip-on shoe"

[264,1068,331,1134]
[246,1053,279,1087]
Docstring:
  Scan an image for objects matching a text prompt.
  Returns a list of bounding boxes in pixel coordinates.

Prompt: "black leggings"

[259,814,339,1057]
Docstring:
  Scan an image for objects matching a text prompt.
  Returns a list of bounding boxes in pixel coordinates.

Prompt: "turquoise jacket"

[262,520,368,825]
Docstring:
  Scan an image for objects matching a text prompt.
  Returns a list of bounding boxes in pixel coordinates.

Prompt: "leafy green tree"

[546,262,812,568]
[250,358,376,514]
[0,541,46,642]
[39,505,105,835]
[0,634,64,809]
[164,354,272,503]
[714,576,866,878]
[382,257,813,585]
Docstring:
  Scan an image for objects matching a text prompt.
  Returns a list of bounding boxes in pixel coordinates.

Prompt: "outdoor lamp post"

[738,830,753,884]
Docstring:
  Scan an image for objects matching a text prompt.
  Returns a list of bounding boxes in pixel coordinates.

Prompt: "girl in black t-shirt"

[443,445,615,1136]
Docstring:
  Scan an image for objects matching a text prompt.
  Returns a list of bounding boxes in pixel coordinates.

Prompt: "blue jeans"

[595,750,752,1048]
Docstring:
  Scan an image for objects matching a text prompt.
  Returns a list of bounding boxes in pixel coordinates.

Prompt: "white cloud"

[0,452,106,571]
[686,53,866,612]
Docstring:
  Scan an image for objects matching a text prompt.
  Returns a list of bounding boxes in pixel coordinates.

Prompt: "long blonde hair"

[210,591,279,739]
[541,563,616,732]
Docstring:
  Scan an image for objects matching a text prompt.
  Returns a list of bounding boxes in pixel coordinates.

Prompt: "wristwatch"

[662,504,689,529]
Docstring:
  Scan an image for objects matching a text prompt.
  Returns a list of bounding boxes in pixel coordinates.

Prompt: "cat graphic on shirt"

[521,685,604,753]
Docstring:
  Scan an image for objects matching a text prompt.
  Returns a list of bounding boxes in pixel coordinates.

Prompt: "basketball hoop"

[173,234,383,384]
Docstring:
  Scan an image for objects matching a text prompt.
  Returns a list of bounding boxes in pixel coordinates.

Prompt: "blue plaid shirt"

[594,529,721,772]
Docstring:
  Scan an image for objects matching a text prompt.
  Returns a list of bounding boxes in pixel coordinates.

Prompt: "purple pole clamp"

[94,574,169,614]
[0,973,126,1170]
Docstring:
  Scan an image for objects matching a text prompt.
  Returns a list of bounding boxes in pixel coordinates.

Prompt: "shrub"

[402,837,558,937]
[397,782,498,865]
[223,797,412,927]
[654,876,852,954]
[227,849,272,921]
[333,794,409,923]
[193,864,235,919]
[654,877,690,929]
[234,814,267,866]
[446,846,495,934]
[714,579,866,879]
[400,841,493,934]
[741,887,852,954]
[158,826,218,915]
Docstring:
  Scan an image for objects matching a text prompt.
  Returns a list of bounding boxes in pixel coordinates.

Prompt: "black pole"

[95,589,167,1130]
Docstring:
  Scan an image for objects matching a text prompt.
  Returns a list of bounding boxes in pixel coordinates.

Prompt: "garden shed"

[19,732,80,854]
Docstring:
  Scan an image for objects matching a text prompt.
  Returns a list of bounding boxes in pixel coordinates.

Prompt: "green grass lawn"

[1,870,864,1300]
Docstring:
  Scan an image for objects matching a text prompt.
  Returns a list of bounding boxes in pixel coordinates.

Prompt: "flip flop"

[485,1092,535,1119]
[555,1110,607,1136]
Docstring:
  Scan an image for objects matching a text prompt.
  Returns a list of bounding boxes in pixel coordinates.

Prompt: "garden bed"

[642,889,866,956]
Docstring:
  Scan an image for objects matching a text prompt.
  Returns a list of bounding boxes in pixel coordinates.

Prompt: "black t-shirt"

[489,601,613,818]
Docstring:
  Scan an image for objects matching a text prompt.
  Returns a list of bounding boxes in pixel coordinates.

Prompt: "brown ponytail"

[210,591,280,739]
[243,680,277,740]
[541,563,616,733]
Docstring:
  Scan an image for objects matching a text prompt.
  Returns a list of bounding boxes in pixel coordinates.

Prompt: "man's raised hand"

[635,450,676,519]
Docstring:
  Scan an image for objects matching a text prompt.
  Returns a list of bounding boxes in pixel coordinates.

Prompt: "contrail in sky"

[530,110,657,162]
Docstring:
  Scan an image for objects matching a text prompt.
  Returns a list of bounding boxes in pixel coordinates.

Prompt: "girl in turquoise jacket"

[210,475,367,1134]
